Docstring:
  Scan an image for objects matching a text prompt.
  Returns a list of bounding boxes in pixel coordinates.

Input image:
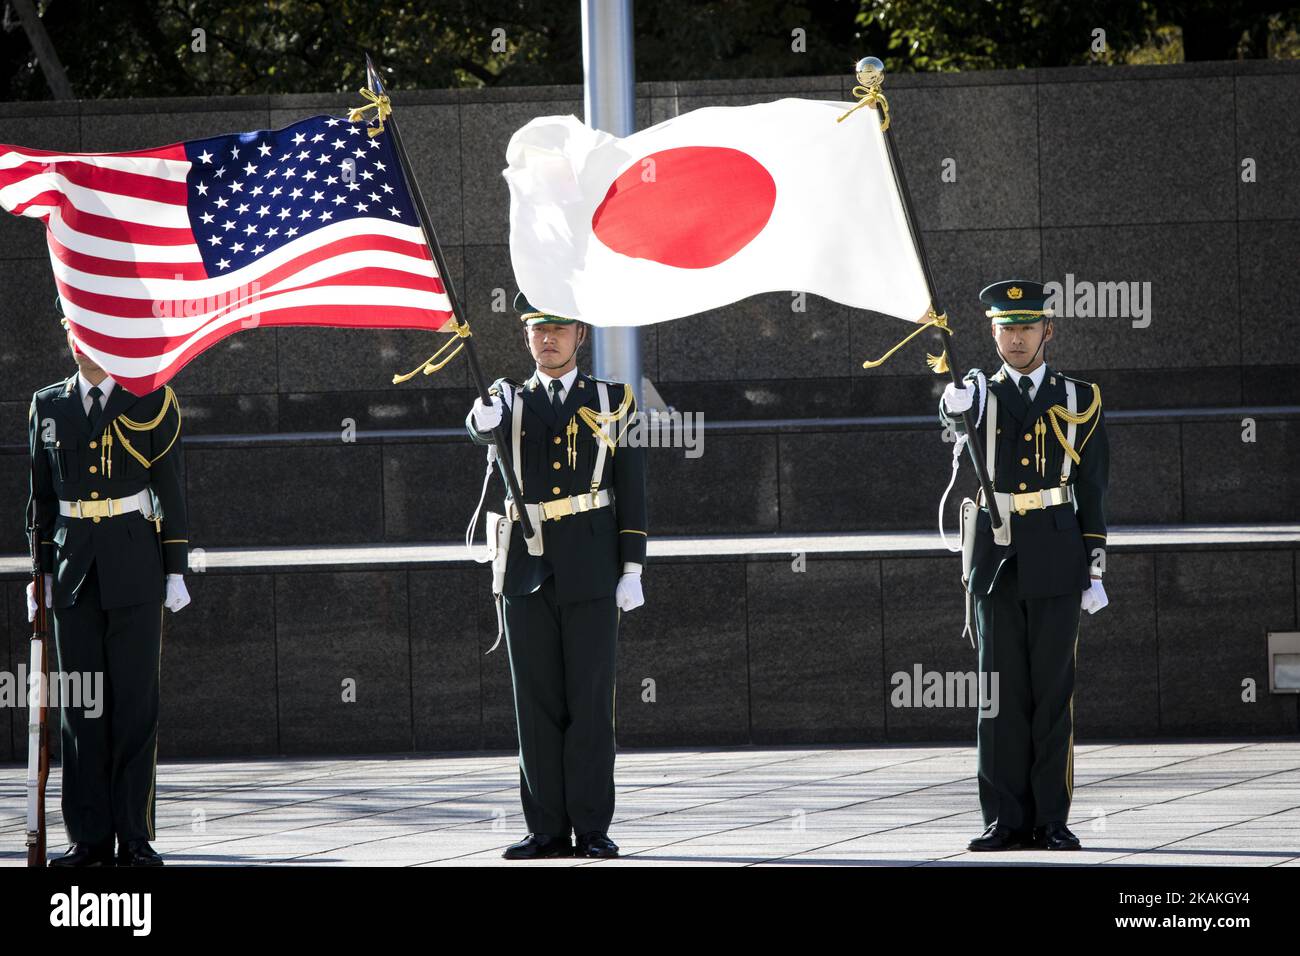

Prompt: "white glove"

[1080,578,1108,615]
[942,381,975,415]
[26,573,53,622]
[615,572,644,612]
[471,395,504,431]
[165,574,191,613]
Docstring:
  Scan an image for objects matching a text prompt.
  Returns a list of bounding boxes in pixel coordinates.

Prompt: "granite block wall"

[2,61,1297,446]
[4,545,1295,757]
[1,62,1297,756]
[2,407,1293,554]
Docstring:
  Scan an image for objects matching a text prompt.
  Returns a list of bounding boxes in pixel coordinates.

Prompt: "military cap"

[980,279,1054,325]
[515,291,577,326]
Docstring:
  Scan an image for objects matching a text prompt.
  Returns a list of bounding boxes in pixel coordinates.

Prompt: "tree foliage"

[1,0,1295,101]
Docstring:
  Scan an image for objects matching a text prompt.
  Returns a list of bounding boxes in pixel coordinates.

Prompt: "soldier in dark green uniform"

[466,293,647,860]
[940,279,1109,852]
[25,298,191,867]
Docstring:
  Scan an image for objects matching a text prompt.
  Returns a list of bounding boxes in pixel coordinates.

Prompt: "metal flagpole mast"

[581,0,643,407]
[851,57,1003,530]
[361,55,537,540]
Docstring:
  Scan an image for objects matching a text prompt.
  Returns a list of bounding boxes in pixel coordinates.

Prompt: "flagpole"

[364,56,538,541]
[853,57,1004,531]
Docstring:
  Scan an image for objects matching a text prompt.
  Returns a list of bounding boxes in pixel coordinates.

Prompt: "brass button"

[552,461,561,470]
[551,486,561,495]
[1018,482,1027,490]
[90,492,99,499]
[89,440,98,449]
[92,516,101,524]
[553,436,561,445]
[1024,433,1032,441]
[1018,509,1026,516]
[89,465,98,474]
[996,428,1002,435]
[1020,457,1029,466]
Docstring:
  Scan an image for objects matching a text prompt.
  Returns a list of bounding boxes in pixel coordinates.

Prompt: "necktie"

[549,378,564,415]
[1018,375,1034,405]
[86,385,103,431]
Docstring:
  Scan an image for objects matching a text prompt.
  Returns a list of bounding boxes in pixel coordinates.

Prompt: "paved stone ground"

[2,742,1298,866]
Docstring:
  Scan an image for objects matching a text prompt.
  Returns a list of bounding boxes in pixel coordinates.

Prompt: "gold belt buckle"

[1012,490,1043,512]
[541,497,574,521]
[76,498,114,519]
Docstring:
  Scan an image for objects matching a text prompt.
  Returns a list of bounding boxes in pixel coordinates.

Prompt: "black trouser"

[503,575,619,837]
[51,562,162,847]
[974,557,1080,830]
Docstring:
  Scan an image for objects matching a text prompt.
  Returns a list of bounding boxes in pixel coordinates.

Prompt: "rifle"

[25,491,50,867]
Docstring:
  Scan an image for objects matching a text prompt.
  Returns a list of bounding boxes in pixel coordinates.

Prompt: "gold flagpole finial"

[837,56,890,129]
[348,86,392,138]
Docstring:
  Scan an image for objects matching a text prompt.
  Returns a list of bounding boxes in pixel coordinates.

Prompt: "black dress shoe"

[502,833,573,860]
[575,831,619,858]
[1034,821,1081,850]
[967,822,1034,852]
[48,842,115,867]
[117,839,164,867]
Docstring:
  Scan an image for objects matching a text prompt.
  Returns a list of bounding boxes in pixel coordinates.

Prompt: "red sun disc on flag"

[591,146,776,269]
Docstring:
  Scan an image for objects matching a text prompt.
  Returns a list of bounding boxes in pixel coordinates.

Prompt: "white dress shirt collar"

[536,366,579,399]
[77,372,116,414]
[1002,361,1047,397]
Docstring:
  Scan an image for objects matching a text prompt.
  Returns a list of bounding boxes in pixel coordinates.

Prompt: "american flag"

[0,111,453,394]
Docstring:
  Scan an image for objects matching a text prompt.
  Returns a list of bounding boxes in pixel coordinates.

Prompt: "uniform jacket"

[941,363,1109,599]
[467,369,647,605]
[27,375,189,610]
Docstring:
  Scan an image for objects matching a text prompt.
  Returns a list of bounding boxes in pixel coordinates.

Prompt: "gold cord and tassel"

[392,318,473,384]
[112,386,181,469]
[577,386,636,453]
[347,87,392,138]
[1045,384,1103,465]
[100,427,112,478]
[862,307,951,370]
[566,416,578,468]
[837,83,890,130]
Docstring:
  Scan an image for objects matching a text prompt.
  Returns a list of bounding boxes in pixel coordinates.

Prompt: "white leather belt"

[508,488,613,523]
[59,490,152,520]
[992,485,1074,517]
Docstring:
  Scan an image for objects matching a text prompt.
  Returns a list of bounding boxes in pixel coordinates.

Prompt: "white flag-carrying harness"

[504,98,931,326]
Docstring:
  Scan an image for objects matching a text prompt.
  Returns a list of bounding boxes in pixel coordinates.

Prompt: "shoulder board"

[487,377,521,397]
[32,380,68,400]
[589,378,633,399]
[1059,372,1094,387]
[596,379,635,408]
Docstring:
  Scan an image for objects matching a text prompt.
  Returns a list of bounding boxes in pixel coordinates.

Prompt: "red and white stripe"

[0,142,453,394]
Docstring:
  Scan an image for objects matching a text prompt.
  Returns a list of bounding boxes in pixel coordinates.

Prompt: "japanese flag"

[504,98,930,327]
